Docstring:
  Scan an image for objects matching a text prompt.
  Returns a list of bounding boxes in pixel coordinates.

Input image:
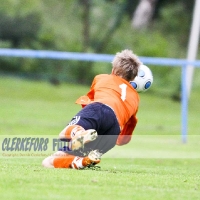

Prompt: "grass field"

[0,75,200,200]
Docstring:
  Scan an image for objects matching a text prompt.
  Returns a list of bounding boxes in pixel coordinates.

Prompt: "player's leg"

[42,150,101,169]
[62,103,120,155]
[70,150,102,169]
[42,151,72,168]
[59,124,98,151]
[81,103,121,154]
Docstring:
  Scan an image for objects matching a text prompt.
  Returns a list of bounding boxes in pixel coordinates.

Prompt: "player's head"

[111,49,141,82]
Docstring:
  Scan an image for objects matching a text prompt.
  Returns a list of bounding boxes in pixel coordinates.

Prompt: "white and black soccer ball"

[130,64,153,93]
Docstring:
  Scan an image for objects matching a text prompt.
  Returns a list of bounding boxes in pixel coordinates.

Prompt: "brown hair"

[112,49,141,81]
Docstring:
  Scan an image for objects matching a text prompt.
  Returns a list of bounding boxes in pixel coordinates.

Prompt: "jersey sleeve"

[75,76,96,107]
[116,115,138,146]
[86,76,97,100]
[75,95,91,108]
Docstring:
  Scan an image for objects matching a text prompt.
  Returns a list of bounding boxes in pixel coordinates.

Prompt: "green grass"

[1,158,200,200]
[0,75,200,200]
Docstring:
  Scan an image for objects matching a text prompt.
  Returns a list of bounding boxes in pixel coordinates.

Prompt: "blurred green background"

[0,0,199,100]
[0,0,200,134]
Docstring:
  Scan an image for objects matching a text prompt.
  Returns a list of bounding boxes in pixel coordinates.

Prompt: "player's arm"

[116,115,138,146]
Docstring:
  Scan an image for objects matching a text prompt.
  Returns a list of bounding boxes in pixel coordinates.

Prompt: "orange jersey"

[76,74,140,145]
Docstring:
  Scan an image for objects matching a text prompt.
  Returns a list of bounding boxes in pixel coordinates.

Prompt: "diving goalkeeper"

[42,49,141,169]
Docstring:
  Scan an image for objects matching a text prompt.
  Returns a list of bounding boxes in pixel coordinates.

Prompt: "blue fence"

[1,48,200,142]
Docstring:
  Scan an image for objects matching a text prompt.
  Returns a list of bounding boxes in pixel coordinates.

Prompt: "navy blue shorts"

[61,102,120,156]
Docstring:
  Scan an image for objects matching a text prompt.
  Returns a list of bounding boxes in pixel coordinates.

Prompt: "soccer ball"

[130,64,153,93]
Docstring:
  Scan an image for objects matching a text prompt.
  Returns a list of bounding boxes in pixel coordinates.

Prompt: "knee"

[42,156,54,168]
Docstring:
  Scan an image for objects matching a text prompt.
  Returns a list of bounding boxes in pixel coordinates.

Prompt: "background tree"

[0,0,198,96]
[132,0,158,29]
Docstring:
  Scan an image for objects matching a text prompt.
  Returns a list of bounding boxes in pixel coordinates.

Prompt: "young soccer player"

[42,49,141,169]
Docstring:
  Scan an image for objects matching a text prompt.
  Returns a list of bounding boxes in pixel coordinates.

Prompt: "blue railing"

[1,48,200,142]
